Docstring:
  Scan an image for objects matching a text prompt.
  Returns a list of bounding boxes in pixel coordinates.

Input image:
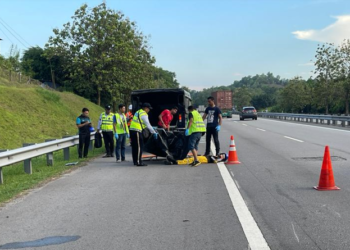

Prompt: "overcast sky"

[0,0,349,90]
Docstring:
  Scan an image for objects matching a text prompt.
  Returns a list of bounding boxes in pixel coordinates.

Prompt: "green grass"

[0,82,106,204]
[0,85,104,149]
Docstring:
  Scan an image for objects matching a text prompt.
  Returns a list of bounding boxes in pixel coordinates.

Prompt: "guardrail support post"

[45,139,56,166]
[0,150,7,184]
[62,136,71,161]
[23,143,35,174]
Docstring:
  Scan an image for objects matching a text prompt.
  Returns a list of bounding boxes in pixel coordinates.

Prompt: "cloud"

[292,15,350,44]
[232,72,242,76]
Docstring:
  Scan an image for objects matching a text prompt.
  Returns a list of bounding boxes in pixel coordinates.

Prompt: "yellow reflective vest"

[114,113,129,134]
[130,109,147,132]
[101,112,114,131]
[188,110,206,135]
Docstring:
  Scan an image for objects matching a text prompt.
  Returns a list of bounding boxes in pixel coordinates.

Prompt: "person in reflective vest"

[76,107,92,158]
[185,105,206,167]
[97,105,115,158]
[113,104,130,163]
[129,103,158,166]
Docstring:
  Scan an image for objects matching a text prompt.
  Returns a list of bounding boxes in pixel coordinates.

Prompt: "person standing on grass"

[185,106,206,167]
[76,107,92,158]
[113,104,130,163]
[97,105,115,158]
[202,96,222,157]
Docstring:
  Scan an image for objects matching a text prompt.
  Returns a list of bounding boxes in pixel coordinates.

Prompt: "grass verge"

[0,145,105,205]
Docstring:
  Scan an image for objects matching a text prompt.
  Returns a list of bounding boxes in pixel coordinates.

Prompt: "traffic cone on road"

[226,135,241,164]
[314,146,340,191]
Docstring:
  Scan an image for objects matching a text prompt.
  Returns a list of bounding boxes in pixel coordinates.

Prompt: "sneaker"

[116,159,121,163]
[189,161,195,166]
[111,154,114,157]
[102,155,111,158]
[121,159,126,162]
[191,161,201,167]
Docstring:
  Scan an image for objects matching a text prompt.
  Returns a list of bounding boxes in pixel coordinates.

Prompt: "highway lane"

[0,143,249,250]
[220,115,350,249]
[1,115,350,249]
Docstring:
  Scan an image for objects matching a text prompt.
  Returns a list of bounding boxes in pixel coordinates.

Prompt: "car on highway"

[239,106,257,120]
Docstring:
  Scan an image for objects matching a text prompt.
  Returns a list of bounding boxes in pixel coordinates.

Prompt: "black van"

[131,88,192,129]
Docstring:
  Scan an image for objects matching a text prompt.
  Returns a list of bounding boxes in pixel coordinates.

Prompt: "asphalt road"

[1,115,350,249]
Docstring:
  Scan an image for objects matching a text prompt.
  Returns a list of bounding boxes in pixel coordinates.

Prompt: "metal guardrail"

[0,133,96,184]
[257,112,350,127]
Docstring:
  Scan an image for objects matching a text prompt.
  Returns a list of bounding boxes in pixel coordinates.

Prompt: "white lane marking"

[291,223,300,243]
[211,141,270,250]
[284,136,303,143]
[256,128,266,132]
[262,118,350,133]
[242,124,248,126]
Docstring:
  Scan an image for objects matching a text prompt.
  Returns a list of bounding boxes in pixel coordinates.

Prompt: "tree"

[339,39,350,115]
[46,3,155,107]
[313,43,341,114]
[233,87,252,110]
[278,77,311,113]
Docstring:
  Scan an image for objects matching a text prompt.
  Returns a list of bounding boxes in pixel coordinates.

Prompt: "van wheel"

[240,118,244,121]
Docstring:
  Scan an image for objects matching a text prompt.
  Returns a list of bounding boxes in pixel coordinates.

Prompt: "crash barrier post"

[226,135,241,165]
[314,146,340,191]
[62,136,72,161]
[23,143,35,174]
[45,139,56,166]
[0,150,7,184]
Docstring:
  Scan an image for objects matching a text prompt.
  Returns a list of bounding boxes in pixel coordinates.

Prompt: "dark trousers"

[205,127,220,156]
[115,133,126,160]
[102,131,114,156]
[78,133,90,158]
[130,130,144,165]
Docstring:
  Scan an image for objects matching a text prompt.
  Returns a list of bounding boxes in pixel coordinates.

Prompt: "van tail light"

[179,114,182,122]
[253,109,256,112]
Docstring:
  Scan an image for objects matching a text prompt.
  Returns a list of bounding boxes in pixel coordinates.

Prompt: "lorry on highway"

[130,88,192,162]
[211,90,233,118]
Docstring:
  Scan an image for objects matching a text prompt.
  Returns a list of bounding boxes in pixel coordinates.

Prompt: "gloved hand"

[216,125,221,131]
[114,133,119,140]
[127,133,130,138]
[153,133,158,140]
[185,129,189,136]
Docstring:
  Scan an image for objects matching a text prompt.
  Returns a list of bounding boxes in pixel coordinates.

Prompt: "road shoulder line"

[211,141,270,250]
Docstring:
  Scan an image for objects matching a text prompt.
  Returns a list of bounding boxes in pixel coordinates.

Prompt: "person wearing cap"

[76,107,92,158]
[113,104,130,163]
[129,103,158,166]
[158,106,178,131]
[185,105,206,167]
[97,105,115,157]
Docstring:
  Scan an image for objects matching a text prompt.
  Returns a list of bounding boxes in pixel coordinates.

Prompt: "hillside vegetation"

[0,85,104,149]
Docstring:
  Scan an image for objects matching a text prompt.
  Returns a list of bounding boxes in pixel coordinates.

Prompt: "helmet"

[89,126,95,132]
[128,105,132,110]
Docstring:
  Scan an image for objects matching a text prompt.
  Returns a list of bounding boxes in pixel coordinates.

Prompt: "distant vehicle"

[222,110,232,118]
[240,106,257,120]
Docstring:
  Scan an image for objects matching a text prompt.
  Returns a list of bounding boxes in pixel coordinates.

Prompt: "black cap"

[142,103,153,109]
[105,105,111,110]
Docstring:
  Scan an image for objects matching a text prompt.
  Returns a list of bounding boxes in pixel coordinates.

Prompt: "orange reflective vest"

[127,111,133,127]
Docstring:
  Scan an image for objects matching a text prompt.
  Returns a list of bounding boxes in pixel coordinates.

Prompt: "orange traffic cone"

[314,146,340,191]
[226,135,241,164]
